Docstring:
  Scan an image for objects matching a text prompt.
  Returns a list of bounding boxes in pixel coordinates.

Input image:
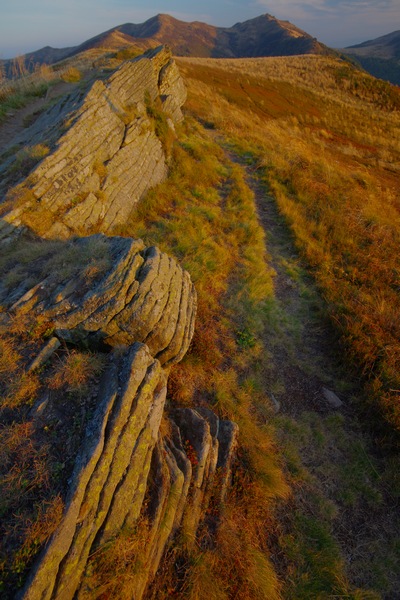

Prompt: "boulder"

[7,235,197,367]
[0,47,186,239]
[20,343,166,600]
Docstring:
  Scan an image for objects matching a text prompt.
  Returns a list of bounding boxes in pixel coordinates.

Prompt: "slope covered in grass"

[178,55,400,436]
[1,50,400,598]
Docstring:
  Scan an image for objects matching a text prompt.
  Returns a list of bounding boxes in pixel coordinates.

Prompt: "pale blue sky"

[0,0,399,58]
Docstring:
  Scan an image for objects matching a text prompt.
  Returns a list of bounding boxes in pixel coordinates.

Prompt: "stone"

[0,46,187,239]
[128,437,189,600]
[159,58,188,123]
[173,408,214,543]
[98,373,167,543]
[5,235,197,367]
[217,420,239,502]
[20,343,166,600]
[2,46,240,600]
[63,192,104,231]
[27,337,61,372]
[322,386,343,408]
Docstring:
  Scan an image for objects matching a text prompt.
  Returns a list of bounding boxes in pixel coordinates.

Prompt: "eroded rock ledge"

[0,47,239,600]
[7,235,196,367]
[0,46,186,241]
[3,236,238,600]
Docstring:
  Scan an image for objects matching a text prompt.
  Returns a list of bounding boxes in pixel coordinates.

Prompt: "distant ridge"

[346,30,400,60]
[343,30,400,85]
[1,13,336,76]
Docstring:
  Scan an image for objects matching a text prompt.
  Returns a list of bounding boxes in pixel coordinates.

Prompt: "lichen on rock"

[0,47,238,600]
[0,46,185,241]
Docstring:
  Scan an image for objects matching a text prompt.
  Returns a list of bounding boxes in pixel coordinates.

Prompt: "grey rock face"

[6,235,197,367]
[21,344,166,600]
[172,407,239,543]
[0,46,185,240]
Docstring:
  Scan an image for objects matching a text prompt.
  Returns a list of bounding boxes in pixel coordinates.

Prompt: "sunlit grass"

[179,55,400,435]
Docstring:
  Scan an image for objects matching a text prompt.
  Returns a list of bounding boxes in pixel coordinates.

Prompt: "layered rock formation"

[7,235,196,367]
[0,46,186,241]
[0,49,238,600]
[6,236,238,599]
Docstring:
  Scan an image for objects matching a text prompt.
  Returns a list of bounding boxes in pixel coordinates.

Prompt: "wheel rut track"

[216,137,344,417]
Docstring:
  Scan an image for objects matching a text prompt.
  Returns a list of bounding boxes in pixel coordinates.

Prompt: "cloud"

[256,0,399,14]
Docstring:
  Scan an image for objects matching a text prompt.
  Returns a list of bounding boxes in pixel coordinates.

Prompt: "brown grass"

[178,55,400,436]
[48,350,105,395]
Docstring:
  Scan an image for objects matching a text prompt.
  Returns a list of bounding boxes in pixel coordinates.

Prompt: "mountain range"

[2,13,334,75]
[2,13,400,86]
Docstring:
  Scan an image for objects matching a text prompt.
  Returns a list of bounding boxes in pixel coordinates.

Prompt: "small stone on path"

[322,386,343,409]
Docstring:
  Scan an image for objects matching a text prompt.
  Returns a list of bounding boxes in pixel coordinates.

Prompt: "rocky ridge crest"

[0,46,186,241]
[0,48,238,599]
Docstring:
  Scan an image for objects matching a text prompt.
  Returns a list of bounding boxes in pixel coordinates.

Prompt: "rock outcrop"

[21,344,167,600]
[7,228,239,599]
[0,48,238,600]
[0,46,186,241]
[6,235,196,367]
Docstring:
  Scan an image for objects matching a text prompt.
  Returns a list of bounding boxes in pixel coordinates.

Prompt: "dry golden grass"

[102,118,288,597]
[79,519,151,599]
[168,54,400,599]
[48,350,105,394]
[3,51,399,599]
[178,55,400,435]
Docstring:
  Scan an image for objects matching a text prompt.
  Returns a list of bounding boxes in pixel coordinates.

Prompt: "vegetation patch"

[144,92,176,156]
[178,54,400,598]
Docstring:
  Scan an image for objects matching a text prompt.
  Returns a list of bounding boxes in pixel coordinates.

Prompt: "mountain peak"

[3,13,337,72]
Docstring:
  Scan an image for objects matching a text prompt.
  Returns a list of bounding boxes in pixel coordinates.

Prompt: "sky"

[0,0,399,59]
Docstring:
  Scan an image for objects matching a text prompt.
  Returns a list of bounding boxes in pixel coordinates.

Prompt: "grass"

[178,55,400,436]
[0,309,106,595]
[0,235,111,298]
[0,232,111,595]
[60,66,81,83]
[273,410,400,596]
[0,80,49,124]
[175,54,400,598]
[2,50,400,598]
[48,350,105,395]
[145,92,176,156]
[8,144,50,180]
[77,117,287,597]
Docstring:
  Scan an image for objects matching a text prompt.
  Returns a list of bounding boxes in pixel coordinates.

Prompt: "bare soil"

[0,80,81,154]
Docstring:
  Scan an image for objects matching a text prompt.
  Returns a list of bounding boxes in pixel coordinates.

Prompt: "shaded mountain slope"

[346,30,400,60]
[343,30,400,85]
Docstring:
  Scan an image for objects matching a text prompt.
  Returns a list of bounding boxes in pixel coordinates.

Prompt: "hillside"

[176,54,400,597]
[343,30,400,85]
[0,13,336,78]
[346,30,400,60]
[0,45,400,599]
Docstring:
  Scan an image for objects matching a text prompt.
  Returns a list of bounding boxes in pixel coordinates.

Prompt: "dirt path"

[222,142,348,416]
[0,80,82,154]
